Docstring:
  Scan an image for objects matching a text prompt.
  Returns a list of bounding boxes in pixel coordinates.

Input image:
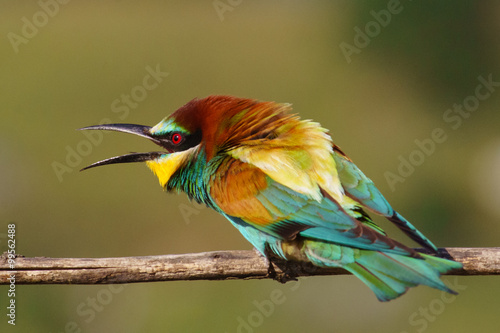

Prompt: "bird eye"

[171,133,182,145]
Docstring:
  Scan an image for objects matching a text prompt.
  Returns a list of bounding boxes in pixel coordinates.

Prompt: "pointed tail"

[303,241,462,301]
[388,211,439,253]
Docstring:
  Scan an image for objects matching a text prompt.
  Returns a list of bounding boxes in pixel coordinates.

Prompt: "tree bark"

[1,247,498,285]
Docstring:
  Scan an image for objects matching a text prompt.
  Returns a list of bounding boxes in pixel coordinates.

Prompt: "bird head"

[80,95,287,187]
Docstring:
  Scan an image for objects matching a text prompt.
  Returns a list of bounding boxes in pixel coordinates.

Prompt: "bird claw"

[270,267,298,284]
[260,247,299,284]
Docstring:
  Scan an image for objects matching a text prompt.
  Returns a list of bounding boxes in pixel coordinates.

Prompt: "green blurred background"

[1,1,500,332]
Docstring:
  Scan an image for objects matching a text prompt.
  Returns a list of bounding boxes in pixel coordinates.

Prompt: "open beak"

[79,124,164,171]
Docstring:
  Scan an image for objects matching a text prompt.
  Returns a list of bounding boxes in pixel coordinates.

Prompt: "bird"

[80,95,462,301]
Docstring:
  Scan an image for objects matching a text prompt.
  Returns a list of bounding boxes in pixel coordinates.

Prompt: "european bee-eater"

[81,95,461,301]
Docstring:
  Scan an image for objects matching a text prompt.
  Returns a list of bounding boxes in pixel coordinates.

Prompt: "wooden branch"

[0,247,499,285]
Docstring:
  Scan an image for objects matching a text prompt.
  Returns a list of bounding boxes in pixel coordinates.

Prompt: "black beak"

[78,124,164,171]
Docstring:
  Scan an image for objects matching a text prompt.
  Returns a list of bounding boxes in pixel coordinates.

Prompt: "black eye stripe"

[152,130,201,153]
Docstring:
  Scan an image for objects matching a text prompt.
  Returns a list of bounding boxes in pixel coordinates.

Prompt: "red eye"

[171,133,182,145]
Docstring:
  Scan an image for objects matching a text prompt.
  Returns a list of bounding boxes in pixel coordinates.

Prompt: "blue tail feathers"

[303,240,462,301]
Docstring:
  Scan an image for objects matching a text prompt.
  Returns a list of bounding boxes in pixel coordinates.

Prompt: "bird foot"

[268,264,298,284]
[260,247,298,284]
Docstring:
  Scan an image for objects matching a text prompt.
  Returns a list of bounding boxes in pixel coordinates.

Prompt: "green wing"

[332,146,438,252]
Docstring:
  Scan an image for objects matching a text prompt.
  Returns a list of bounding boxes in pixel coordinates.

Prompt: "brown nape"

[178,96,293,160]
